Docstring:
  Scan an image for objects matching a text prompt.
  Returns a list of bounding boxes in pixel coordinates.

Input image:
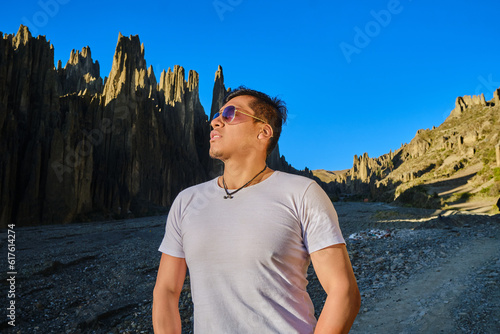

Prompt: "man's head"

[220,86,287,157]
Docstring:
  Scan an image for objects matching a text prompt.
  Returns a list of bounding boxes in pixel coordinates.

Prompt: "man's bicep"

[300,182,345,253]
[310,243,356,294]
[155,253,187,296]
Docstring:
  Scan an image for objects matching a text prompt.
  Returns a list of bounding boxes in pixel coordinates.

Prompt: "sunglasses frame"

[213,105,268,124]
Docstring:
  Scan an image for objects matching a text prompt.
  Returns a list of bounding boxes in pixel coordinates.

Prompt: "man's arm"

[152,253,187,334]
[310,243,361,334]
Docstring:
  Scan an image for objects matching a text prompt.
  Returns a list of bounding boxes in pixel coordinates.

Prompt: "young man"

[153,87,360,333]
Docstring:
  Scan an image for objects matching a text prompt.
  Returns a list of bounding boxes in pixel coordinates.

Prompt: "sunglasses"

[212,105,267,124]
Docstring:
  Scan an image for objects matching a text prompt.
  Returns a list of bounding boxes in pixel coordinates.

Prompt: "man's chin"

[209,149,223,160]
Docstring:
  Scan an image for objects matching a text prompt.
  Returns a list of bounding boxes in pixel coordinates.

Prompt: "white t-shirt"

[159,171,345,333]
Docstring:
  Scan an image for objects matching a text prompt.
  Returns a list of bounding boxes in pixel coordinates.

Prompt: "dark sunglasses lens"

[212,112,220,120]
[222,106,235,123]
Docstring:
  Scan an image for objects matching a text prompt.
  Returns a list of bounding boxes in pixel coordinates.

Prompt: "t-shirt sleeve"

[158,195,185,258]
[300,181,345,254]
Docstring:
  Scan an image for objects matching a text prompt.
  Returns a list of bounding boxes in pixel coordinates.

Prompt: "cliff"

[0,26,211,227]
[316,89,500,212]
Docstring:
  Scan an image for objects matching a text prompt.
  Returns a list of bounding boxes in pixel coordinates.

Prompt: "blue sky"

[2,0,500,171]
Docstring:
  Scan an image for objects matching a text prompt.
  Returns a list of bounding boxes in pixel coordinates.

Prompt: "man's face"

[209,95,264,161]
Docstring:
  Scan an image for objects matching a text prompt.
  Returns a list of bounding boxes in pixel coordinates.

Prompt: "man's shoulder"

[274,171,316,185]
[272,171,318,192]
[177,178,218,197]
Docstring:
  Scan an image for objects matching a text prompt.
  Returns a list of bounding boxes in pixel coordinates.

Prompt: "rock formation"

[0,26,210,227]
[0,25,61,226]
[450,93,488,118]
[210,65,227,120]
[58,46,102,95]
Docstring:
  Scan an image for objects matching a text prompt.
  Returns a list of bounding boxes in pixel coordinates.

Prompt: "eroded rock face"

[58,46,102,95]
[450,93,488,117]
[0,25,61,226]
[0,26,210,227]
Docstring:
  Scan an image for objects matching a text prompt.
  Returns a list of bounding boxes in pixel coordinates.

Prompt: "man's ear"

[258,124,273,140]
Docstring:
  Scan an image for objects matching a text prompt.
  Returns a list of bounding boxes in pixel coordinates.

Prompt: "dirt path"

[350,234,500,333]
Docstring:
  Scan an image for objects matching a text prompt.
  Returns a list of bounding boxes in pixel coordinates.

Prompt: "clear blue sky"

[2,0,500,171]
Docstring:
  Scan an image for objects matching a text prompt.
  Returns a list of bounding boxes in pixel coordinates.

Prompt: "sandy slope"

[425,163,498,213]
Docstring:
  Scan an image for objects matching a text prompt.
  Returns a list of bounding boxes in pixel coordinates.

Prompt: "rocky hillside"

[315,90,500,213]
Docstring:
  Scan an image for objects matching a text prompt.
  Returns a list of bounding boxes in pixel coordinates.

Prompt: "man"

[153,87,360,333]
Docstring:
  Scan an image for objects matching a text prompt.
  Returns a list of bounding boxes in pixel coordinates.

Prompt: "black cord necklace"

[222,165,267,199]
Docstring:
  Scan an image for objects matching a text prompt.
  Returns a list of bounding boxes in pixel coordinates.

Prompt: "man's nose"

[210,115,223,129]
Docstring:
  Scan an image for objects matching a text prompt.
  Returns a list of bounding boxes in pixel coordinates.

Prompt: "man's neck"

[221,155,270,190]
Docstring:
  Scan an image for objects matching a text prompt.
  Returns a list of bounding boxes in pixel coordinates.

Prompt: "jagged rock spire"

[13,25,32,49]
[103,33,150,104]
[58,46,101,95]
[210,65,227,119]
[159,65,187,106]
[147,65,157,97]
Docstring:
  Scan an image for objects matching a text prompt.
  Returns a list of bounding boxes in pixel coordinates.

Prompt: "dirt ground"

[1,201,499,333]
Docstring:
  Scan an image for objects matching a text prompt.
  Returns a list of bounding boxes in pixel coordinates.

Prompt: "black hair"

[223,86,287,156]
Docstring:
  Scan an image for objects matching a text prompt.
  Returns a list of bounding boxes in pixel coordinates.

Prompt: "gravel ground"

[1,202,499,333]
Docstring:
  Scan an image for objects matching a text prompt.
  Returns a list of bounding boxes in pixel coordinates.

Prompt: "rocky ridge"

[316,89,500,213]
